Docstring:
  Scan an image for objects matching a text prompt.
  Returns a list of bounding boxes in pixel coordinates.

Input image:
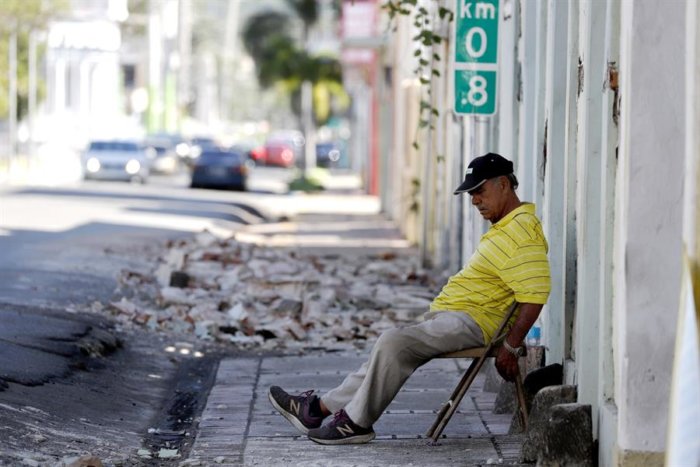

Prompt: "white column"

[516,0,537,200]
[683,0,700,256]
[496,0,518,160]
[597,1,621,464]
[562,0,579,371]
[529,0,547,210]
[541,0,569,365]
[573,0,606,430]
[614,0,685,457]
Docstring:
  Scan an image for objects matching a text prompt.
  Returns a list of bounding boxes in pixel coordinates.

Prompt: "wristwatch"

[503,340,525,357]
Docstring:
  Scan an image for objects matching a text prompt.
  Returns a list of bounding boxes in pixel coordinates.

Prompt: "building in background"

[42,0,129,147]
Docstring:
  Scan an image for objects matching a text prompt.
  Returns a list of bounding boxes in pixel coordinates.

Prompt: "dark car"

[190,148,248,191]
[316,142,341,168]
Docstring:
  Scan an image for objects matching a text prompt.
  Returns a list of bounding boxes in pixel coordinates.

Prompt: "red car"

[264,131,304,168]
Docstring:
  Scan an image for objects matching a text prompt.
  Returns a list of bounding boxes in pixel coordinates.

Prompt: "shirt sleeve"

[499,240,551,304]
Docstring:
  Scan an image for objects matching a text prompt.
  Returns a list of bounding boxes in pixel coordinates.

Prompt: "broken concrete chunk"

[520,385,578,462]
[58,455,104,467]
[226,303,247,322]
[109,298,138,316]
[157,449,180,459]
[538,403,593,466]
[271,298,303,316]
[194,230,219,247]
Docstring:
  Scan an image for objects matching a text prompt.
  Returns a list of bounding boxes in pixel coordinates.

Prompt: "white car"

[83,140,151,183]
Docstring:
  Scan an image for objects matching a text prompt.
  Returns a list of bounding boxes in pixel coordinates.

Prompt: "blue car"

[190,148,248,191]
[316,142,341,168]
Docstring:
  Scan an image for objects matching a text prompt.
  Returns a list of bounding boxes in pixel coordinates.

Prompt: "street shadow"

[125,205,256,225]
[12,187,270,223]
[246,214,407,240]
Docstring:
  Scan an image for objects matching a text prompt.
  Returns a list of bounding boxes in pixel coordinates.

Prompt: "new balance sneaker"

[307,409,376,445]
[268,386,325,434]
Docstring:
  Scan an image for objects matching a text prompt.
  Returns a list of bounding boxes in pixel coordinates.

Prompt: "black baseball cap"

[454,153,514,194]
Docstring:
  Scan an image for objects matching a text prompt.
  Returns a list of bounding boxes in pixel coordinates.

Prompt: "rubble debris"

[106,231,439,352]
[157,448,180,459]
[56,455,104,467]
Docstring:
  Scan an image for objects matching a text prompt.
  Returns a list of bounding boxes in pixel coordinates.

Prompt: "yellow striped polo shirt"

[430,203,551,343]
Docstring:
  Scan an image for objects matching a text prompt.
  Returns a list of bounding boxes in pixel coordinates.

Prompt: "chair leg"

[426,357,486,442]
[514,372,528,431]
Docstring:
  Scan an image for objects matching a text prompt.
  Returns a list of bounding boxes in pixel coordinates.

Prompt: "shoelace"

[298,389,315,401]
[331,409,349,425]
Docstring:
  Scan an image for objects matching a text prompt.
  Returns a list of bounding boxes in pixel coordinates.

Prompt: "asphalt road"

[0,167,292,464]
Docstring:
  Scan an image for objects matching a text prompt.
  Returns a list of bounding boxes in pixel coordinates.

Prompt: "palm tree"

[242,2,347,127]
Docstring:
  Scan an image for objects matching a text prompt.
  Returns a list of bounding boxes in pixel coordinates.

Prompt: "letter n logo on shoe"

[289,399,300,415]
[337,424,354,437]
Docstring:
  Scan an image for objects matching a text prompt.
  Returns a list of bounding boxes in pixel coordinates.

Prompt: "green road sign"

[453,0,500,115]
[454,70,497,115]
[455,0,499,64]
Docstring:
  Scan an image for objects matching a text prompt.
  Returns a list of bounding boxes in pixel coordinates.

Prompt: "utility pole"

[148,0,163,133]
[28,30,38,157]
[301,80,316,175]
[8,29,17,160]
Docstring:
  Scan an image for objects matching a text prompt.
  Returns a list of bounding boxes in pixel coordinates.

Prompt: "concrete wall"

[614,0,685,458]
[381,0,693,462]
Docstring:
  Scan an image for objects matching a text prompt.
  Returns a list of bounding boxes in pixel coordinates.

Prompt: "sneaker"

[268,386,325,434]
[307,409,376,445]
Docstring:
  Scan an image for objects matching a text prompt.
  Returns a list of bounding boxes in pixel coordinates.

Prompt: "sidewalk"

[189,354,523,467]
[183,188,526,467]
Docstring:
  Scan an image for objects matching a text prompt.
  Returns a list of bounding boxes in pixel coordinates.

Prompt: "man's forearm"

[505,303,544,347]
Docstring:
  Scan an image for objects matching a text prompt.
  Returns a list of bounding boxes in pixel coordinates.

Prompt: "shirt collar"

[491,202,536,229]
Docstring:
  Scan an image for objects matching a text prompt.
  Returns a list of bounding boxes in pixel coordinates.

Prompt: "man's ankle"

[317,399,331,417]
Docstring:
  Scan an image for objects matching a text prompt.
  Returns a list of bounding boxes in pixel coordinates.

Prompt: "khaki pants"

[321,311,484,428]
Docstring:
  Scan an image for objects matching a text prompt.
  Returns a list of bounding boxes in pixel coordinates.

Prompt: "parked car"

[144,137,180,174]
[264,130,304,168]
[83,140,151,183]
[190,148,248,191]
[186,136,220,167]
[316,142,341,168]
[231,141,267,166]
[147,132,193,164]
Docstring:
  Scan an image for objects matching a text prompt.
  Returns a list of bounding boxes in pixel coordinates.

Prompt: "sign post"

[453,0,500,115]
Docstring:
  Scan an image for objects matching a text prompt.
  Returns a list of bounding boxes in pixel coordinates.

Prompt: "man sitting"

[269,153,551,445]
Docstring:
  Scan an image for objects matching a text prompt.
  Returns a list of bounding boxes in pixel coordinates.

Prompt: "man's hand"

[495,346,520,381]
[493,302,543,381]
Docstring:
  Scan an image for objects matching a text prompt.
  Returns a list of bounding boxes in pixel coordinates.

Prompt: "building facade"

[381,0,700,464]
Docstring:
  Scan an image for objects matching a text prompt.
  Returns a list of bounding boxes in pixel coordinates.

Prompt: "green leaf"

[419,119,430,128]
[413,49,421,57]
[412,141,420,150]
[419,59,429,66]
[433,53,441,61]
[432,69,441,77]
[438,7,453,19]
[419,77,430,84]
